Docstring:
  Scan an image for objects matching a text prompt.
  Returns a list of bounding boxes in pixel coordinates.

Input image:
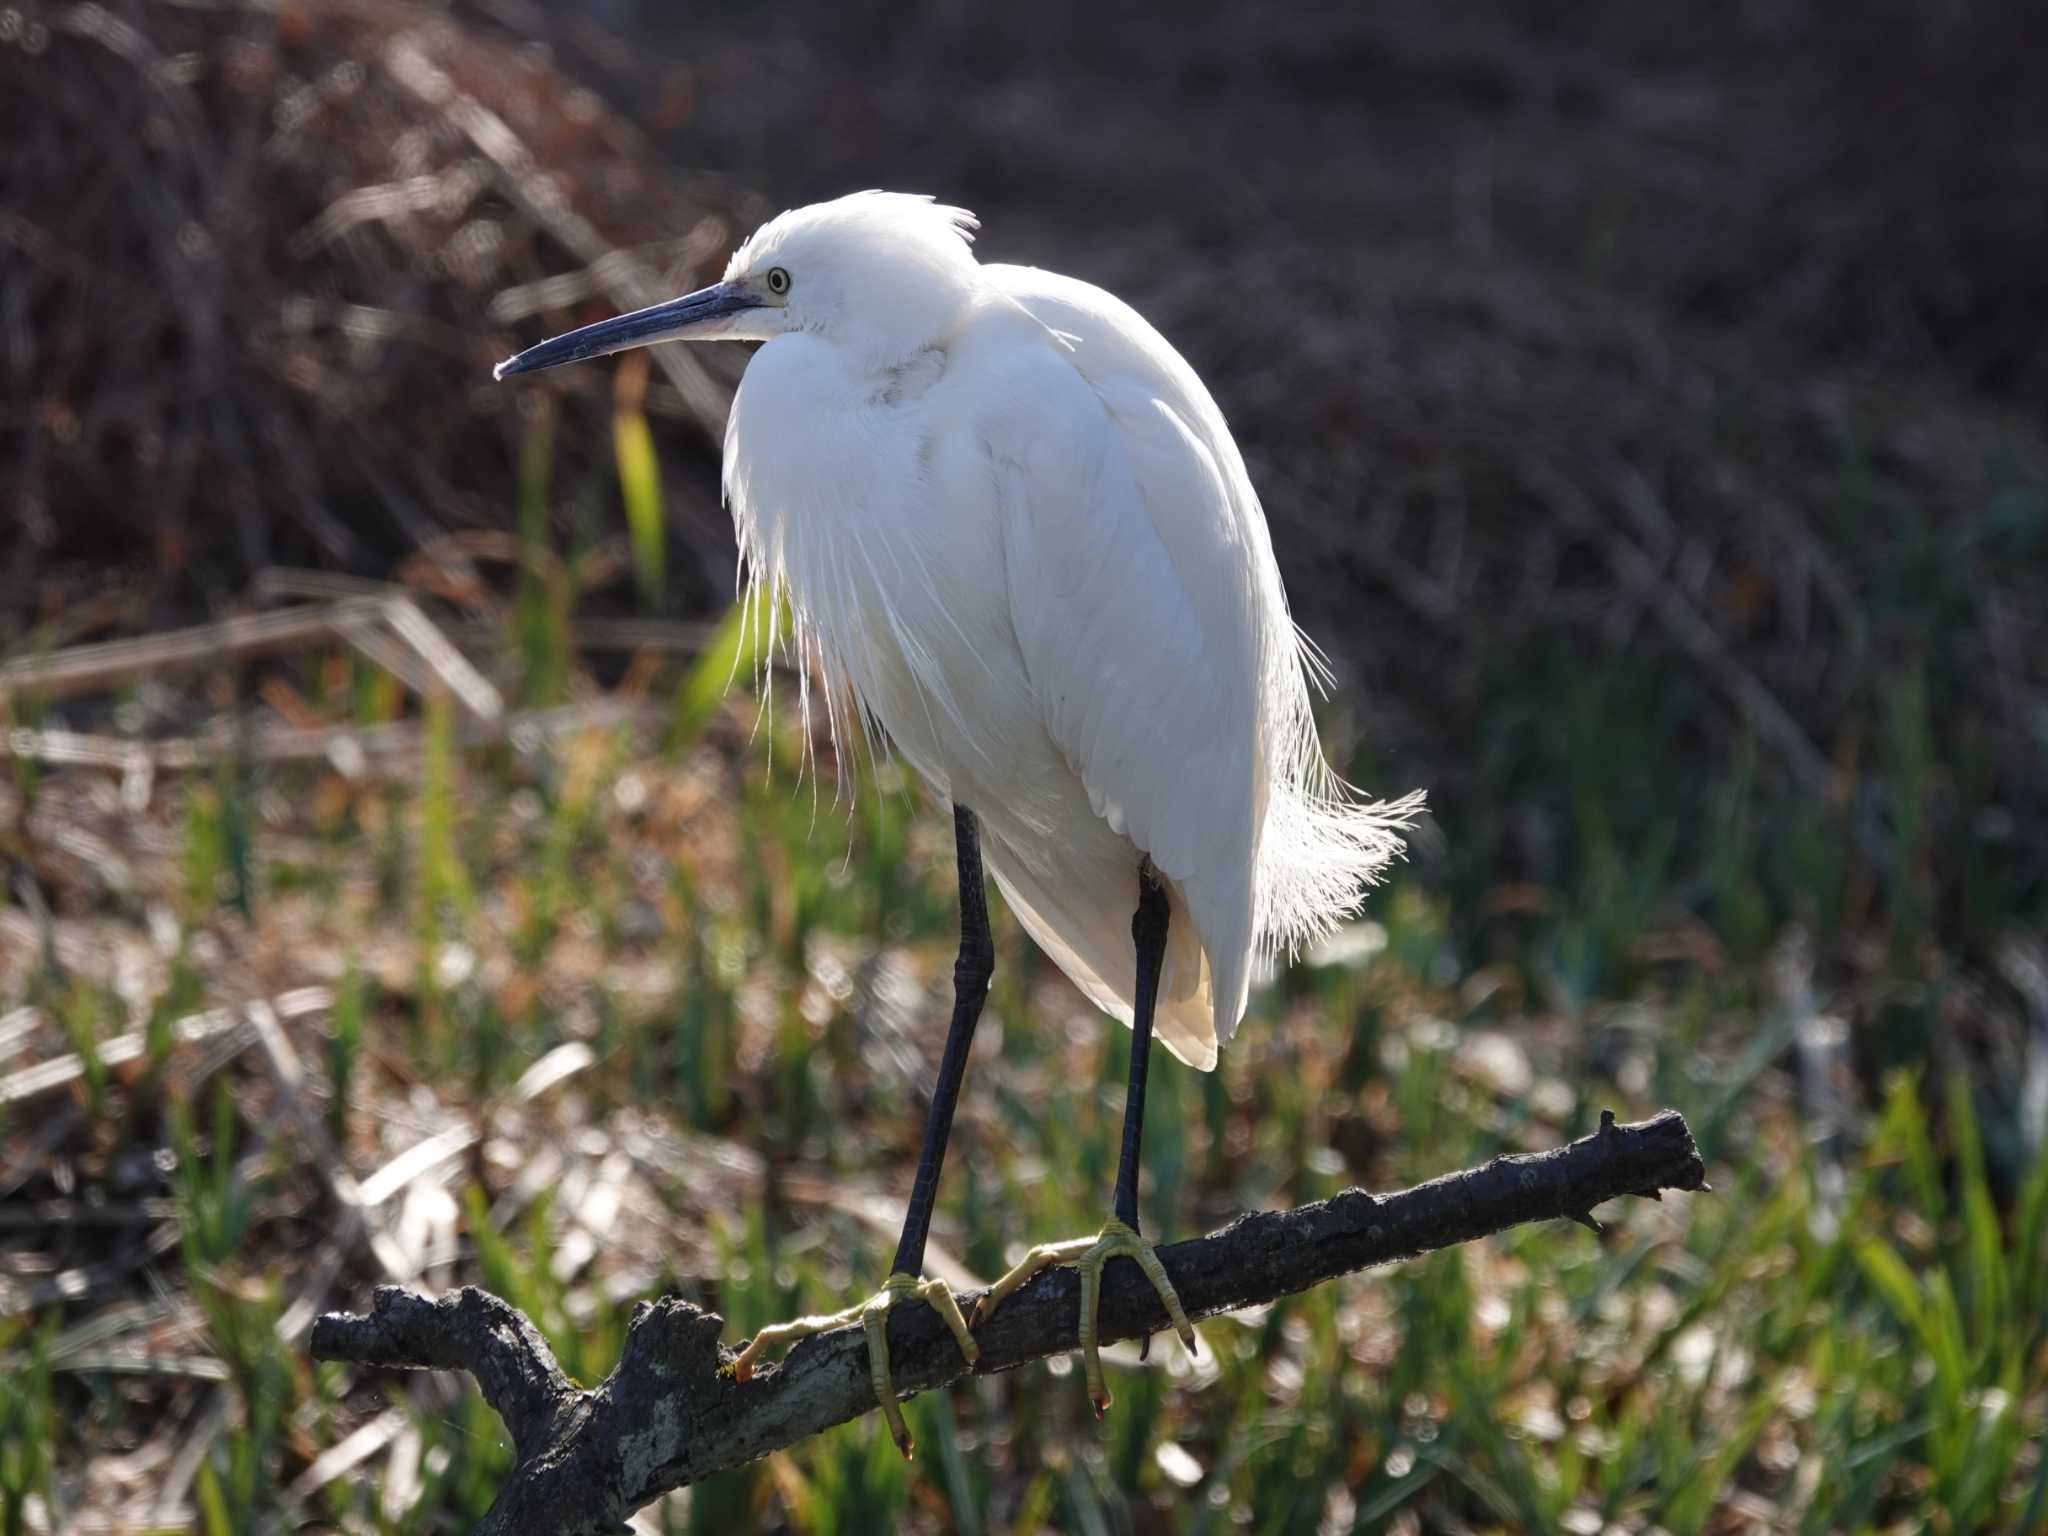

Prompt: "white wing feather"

[987,265,1421,1049]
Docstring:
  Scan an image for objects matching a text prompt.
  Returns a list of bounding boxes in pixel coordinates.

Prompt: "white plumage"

[506,191,1421,1070]
[718,193,1418,1068]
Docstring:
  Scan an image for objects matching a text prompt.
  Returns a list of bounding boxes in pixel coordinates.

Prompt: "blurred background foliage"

[2,1,2045,1532]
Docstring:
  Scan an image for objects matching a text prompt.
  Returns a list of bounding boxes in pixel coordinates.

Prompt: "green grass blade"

[1946,1073,2008,1355]
[2013,1129,2048,1324]
[613,401,665,609]
[666,594,787,754]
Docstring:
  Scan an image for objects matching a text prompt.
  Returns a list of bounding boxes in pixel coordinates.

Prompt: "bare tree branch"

[311,1109,1706,1535]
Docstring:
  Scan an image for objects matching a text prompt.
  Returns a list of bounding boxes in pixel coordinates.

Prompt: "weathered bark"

[312,1109,1706,1535]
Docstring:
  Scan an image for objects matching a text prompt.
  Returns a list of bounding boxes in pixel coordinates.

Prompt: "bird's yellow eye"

[765,266,791,296]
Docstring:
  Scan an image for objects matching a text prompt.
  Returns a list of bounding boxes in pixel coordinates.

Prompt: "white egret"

[496,191,1421,1454]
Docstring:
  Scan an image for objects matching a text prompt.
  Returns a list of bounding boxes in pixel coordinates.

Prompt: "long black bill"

[493,281,759,379]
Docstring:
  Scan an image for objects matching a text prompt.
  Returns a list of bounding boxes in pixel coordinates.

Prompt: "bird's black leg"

[970,856,1195,1415]
[1113,861,1171,1233]
[890,803,995,1278]
[732,804,991,1456]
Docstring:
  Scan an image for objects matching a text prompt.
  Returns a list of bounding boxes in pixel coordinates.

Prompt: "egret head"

[494,192,981,380]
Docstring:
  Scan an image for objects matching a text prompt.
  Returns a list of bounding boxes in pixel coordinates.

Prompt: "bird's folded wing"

[988,344,1265,945]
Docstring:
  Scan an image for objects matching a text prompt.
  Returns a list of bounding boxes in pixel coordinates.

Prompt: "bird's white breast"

[722,326,1032,803]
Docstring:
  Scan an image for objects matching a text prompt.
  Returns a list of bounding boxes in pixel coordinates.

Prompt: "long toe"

[862,1294,914,1458]
[1075,1218,1199,1415]
[1119,1228,1198,1358]
[1073,1236,1114,1415]
[862,1272,983,1459]
[971,1236,1099,1330]
[730,1299,867,1382]
[918,1276,979,1366]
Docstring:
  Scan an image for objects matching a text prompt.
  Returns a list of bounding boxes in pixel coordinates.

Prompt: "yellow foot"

[969,1216,1197,1416]
[731,1272,977,1458]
